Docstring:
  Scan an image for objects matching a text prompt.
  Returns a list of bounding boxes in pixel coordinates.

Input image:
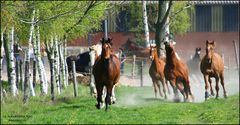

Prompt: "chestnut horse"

[93,37,120,111]
[200,40,227,100]
[149,45,169,99]
[164,42,194,102]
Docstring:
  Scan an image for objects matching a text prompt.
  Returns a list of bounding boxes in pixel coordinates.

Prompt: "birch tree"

[33,10,48,95]
[3,28,18,96]
[23,10,36,103]
[58,41,66,89]
[45,38,56,101]
[54,36,61,95]
[142,0,149,47]
[1,33,4,100]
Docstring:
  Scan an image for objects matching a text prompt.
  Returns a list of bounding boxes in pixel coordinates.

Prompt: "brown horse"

[164,42,194,102]
[200,40,227,100]
[93,37,120,111]
[149,45,169,99]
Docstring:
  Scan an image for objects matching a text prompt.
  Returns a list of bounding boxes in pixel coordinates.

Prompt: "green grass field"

[1,84,239,124]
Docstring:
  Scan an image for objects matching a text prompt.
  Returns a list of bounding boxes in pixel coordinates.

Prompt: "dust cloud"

[116,68,239,107]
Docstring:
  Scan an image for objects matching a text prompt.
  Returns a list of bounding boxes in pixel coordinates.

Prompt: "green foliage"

[1,1,108,44]
[1,85,239,124]
[169,1,192,34]
[113,1,192,35]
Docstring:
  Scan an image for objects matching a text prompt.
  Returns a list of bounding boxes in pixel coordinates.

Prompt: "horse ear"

[212,41,216,48]
[107,38,113,45]
[206,40,209,46]
[164,41,168,46]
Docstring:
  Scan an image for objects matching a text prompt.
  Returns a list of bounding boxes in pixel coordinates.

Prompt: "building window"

[196,5,212,32]
[223,5,239,32]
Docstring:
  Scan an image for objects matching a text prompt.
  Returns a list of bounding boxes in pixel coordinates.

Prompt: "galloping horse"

[187,48,201,74]
[93,37,120,111]
[149,45,168,99]
[200,40,227,100]
[164,42,194,102]
[187,48,202,85]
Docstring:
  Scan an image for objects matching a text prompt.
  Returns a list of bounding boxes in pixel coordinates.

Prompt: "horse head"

[205,40,216,63]
[100,37,113,59]
[164,41,174,55]
[149,45,157,60]
[196,47,201,54]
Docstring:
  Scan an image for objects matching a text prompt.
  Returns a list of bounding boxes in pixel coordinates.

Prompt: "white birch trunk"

[28,25,35,97]
[165,2,170,42]
[59,42,66,88]
[24,10,36,102]
[10,27,18,96]
[64,38,69,86]
[29,73,35,96]
[54,37,60,94]
[33,11,48,94]
[142,0,150,47]
[1,32,4,100]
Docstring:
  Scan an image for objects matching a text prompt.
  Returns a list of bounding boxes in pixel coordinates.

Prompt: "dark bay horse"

[93,37,120,111]
[164,42,194,102]
[187,48,201,74]
[187,48,202,85]
[149,45,169,99]
[200,40,227,100]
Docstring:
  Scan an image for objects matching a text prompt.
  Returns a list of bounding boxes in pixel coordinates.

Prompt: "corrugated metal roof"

[110,1,239,5]
[188,1,239,5]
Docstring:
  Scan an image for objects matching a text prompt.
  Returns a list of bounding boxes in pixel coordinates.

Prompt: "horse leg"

[220,73,227,98]
[95,84,104,109]
[166,80,171,95]
[169,79,180,102]
[156,80,163,98]
[176,81,186,102]
[187,79,194,102]
[111,85,116,104]
[215,76,220,99]
[105,84,113,111]
[160,78,167,99]
[203,75,210,101]
[152,80,158,98]
[208,77,215,96]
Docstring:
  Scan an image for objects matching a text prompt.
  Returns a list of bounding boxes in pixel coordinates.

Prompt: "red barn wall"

[68,32,239,66]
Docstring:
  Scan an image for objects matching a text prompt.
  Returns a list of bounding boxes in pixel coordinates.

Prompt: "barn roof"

[188,1,239,5]
[110,1,239,5]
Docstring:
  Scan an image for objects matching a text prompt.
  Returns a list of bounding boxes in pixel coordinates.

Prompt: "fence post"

[72,61,78,97]
[132,55,136,79]
[233,40,239,70]
[140,61,143,87]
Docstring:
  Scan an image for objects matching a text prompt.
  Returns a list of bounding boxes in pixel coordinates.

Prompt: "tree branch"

[160,0,173,30]
[19,4,81,24]
[65,1,97,34]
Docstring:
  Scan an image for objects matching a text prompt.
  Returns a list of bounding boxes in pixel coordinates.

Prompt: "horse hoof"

[112,101,116,104]
[224,95,227,99]
[205,92,209,99]
[211,92,215,96]
[95,104,101,109]
[164,96,167,100]
[224,93,228,98]
[174,98,180,102]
